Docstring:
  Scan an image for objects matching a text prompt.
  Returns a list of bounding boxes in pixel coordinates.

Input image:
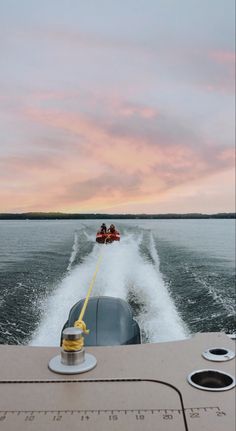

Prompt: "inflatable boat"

[96,231,120,243]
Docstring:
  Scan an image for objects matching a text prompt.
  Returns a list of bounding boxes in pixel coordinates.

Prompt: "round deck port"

[187,369,235,391]
[202,347,235,362]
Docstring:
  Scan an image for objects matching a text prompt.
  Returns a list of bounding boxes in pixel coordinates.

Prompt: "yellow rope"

[76,253,103,326]
[63,252,103,352]
[62,338,84,352]
[62,235,110,352]
[74,319,89,333]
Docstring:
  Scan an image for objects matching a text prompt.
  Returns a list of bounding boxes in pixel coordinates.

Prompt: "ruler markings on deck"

[0,406,227,422]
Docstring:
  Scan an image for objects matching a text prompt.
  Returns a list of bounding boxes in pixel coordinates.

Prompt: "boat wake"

[66,231,79,272]
[31,232,188,346]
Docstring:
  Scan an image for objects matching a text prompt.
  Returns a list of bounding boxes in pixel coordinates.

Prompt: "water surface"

[0,219,235,345]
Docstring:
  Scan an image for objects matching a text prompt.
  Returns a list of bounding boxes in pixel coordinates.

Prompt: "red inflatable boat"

[96,231,120,244]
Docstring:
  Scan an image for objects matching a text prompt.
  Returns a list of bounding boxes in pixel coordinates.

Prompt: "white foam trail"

[149,233,161,268]
[31,233,188,346]
[31,244,100,346]
[191,271,235,316]
[137,233,189,342]
[67,231,79,271]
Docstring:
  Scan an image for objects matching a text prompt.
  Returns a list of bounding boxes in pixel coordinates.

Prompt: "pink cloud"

[0,97,233,213]
[210,50,235,65]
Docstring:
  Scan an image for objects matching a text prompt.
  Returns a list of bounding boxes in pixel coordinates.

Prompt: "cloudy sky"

[0,0,235,213]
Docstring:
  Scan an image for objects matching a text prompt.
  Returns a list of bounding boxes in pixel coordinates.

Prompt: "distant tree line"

[0,212,235,220]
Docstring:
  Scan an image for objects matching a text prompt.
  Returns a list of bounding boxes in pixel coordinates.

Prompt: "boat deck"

[0,332,235,430]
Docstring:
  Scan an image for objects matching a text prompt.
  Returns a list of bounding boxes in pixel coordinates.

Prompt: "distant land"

[0,212,235,220]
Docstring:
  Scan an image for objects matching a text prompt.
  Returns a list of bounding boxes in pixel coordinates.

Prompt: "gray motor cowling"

[61,296,141,346]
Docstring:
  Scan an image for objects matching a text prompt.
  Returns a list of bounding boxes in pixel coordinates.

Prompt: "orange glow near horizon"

[0,101,235,213]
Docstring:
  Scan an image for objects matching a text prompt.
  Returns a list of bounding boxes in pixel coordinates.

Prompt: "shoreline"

[0,212,235,220]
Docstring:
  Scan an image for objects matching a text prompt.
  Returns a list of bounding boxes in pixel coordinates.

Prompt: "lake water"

[0,219,235,345]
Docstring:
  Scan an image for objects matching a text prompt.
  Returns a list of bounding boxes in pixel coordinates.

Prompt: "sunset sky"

[0,0,235,213]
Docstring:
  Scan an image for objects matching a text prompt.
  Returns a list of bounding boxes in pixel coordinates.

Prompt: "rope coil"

[62,338,84,352]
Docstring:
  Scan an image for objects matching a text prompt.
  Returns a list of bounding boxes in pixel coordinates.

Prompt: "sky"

[0,0,235,214]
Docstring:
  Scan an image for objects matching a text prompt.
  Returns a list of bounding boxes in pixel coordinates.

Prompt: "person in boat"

[108,224,116,234]
[100,223,107,234]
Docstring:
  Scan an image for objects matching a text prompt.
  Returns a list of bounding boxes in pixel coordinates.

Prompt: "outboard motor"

[61,296,141,346]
